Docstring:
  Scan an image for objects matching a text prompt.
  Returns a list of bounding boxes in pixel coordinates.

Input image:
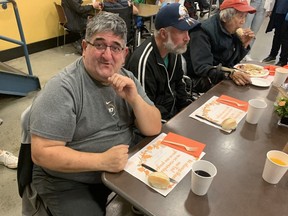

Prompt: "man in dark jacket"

[126,3,200,122]
[183,0,255,93]
[61,0,101,53]
[61,0,101,34]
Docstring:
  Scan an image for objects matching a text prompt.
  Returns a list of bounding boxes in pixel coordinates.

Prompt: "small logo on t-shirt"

[106,101,116,116]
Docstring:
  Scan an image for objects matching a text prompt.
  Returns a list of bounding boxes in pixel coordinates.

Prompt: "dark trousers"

[33,169,111,216]
[270,14,288,63]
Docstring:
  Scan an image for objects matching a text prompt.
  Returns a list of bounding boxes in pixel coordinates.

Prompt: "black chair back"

[103,6,136,48]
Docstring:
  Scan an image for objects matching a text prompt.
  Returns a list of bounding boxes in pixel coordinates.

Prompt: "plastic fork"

[162,140,198,152]
[218,99,246,107]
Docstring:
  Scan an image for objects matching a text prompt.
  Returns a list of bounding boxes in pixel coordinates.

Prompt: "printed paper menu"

[124,133,205,196]
[190,96,247,132]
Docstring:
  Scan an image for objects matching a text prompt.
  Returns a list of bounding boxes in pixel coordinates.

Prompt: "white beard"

[163,32,187,55]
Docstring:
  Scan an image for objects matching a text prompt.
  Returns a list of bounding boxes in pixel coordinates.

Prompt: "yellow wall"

[0,0,60,51]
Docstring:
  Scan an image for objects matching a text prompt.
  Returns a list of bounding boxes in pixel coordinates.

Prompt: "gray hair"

[153,26,171,37]
[219,8,238,22]
[85,12,127,44]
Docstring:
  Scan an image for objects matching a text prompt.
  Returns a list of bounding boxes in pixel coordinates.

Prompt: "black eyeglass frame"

[85,40,125,53]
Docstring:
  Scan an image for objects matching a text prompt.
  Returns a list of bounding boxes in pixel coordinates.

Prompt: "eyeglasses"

[86,41,124,54]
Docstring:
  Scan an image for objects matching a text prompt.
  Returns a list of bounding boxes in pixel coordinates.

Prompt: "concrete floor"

[0,17,274,216]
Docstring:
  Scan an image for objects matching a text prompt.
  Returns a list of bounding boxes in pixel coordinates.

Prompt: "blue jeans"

[243,0,265,48]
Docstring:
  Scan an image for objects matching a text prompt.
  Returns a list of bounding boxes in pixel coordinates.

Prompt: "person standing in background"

[262,0,288,66]
[243,0,274,61]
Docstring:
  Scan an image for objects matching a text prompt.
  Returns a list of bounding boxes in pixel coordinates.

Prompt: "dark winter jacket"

[126,36,191,121]
[183,14,249,92]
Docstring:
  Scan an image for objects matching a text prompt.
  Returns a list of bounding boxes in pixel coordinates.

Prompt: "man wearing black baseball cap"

[127,3,200,122]
[183,0,256,93]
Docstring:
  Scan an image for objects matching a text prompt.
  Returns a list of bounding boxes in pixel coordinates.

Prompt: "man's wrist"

[229,70,234,79]
[223,70,234,79]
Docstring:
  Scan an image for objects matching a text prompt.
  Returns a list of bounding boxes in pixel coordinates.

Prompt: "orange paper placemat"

[216,95,248,112]
[161,132,206,158]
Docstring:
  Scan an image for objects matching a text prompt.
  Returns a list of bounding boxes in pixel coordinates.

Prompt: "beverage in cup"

[262,150,288,184]
[191,160,217,196]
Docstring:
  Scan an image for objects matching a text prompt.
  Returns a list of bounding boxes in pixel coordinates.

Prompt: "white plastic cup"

[246,99,267,124]
[273,67,288,87]
[191,160,217,196]
[262,150,288,184]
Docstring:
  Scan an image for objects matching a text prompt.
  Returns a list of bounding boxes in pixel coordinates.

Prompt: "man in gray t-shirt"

[29,12,161,216]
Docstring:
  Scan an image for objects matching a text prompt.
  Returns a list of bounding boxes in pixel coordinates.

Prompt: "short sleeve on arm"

[29,76,77,142]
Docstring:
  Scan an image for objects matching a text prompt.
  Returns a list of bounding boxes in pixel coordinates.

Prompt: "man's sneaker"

[275,61,287,67]
[262,56,276,63]
[0,151,18,169]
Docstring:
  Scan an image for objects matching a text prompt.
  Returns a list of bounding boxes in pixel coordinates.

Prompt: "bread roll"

[236,28,244,37]
[221,118,237,130]
[148,172,170,189]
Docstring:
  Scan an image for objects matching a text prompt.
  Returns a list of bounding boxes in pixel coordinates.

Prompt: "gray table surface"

[103,80,288,216]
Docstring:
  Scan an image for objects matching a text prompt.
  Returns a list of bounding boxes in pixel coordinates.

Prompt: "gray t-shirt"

[30,58,153,183]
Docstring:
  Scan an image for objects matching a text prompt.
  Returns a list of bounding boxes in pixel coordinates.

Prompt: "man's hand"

[230,71,251,86]
[108,73,138,104]
[108,74,162,137]
[101,145,129,173]
[239,29,255,48]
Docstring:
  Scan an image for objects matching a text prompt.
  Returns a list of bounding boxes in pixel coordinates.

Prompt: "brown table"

[102,80,288,216]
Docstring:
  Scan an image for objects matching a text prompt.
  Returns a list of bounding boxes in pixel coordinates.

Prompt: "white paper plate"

[234,63,269,78]
[250,78,271,87]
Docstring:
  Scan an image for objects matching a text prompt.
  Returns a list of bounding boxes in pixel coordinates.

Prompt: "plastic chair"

[17,106,53,216]
[54,2,69,46]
